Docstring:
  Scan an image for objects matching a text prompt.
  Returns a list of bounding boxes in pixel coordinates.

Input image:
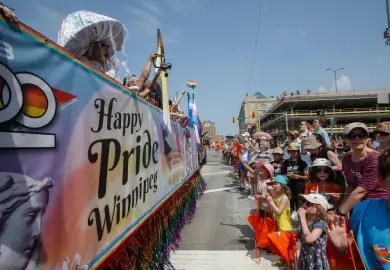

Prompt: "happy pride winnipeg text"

[87,98,160,241]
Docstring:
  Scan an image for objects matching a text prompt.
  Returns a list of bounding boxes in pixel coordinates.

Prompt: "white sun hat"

[300,193,329,211]
[311,158,332,169]
[58,10,128,71]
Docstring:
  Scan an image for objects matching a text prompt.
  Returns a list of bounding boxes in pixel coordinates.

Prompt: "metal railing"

[286,107,390,117]
[266,123,378,135]
[265,89,390,116]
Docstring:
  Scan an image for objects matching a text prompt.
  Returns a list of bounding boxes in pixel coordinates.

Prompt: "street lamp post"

[326,68,344,93]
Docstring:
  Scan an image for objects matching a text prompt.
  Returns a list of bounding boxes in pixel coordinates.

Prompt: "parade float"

[0,10,205,270]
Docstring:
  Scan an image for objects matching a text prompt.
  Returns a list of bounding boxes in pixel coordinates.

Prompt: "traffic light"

[251,110,256,118]
[255,123,259,130]
[233,116,236,123]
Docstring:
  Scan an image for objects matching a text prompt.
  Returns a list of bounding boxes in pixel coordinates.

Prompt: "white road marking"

[170,250,277,269]
[203,186,239,194]
[201,171,231,176]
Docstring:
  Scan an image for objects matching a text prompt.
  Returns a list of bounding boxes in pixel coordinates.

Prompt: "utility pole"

[385,0,390,45]
[326,68,344,93]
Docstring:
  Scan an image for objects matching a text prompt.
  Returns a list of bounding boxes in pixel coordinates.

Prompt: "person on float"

[0,2,17,24]
[328,148,390,269]
[123,56,164,104]
[336,122,386,218]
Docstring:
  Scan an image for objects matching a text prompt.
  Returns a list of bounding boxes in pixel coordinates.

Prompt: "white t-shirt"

[241,150,249,162]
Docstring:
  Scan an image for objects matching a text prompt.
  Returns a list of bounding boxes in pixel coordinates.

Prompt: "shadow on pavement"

[219,221,254,249]
[223,186,254,200]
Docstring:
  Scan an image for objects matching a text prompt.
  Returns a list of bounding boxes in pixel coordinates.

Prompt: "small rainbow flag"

[186,80,197,89]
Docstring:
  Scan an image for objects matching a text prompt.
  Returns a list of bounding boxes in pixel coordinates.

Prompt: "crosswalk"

[170,250,278,270]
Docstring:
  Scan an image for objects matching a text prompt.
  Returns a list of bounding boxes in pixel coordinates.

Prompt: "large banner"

[0,21,199,269]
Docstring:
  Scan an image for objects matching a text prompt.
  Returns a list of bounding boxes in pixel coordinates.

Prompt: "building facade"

[237,92,278,134]
[258,89,390,137]
[202,120,217,143]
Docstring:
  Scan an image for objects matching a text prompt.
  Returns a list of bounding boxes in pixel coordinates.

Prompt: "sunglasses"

[302,200,314,207]
[346,133,367,140]
[316,168,330,173]
[374,131,390,137]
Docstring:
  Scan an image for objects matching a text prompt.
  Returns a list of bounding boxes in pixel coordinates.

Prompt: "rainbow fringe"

[99,171,206,270]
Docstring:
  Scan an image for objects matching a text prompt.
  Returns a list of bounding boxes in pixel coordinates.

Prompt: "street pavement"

[170,150,279,270]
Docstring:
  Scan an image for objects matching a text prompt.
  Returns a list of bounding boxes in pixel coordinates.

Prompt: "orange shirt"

[234,143,241,154]
[304,181,341,195]
[304,181,342,209]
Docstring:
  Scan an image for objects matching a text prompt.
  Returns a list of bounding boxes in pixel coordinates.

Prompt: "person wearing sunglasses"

[297,193,330,270]
[328,149,390,270]
[374,121,390,151]
[337,122,386,218]
[304,158,342,210]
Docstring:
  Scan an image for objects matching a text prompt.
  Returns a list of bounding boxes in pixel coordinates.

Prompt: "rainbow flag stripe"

[186,80,197,89]
[23,86,77,117]
[0,74,76,117]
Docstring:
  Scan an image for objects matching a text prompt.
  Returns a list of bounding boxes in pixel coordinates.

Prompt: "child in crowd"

[298,193,330,270]
[238,143,251,191]
[232,140,241,176]
[281,143,309,211]
[265,175,297,268]
[245,161,275,262]
[304,158,341,210]
[255,162,275,216]
[271,147,284,175]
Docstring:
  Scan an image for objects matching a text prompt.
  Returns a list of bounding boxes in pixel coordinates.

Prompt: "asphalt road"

[170,150,278,270]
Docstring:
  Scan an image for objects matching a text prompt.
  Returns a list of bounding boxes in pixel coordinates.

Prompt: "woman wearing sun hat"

[337,122,386,217]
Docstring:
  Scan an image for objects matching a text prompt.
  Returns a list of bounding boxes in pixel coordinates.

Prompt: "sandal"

[271,260,286,267]
[254,257,262,264]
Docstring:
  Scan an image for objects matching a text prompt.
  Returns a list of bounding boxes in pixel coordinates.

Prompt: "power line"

[247,0,264,90]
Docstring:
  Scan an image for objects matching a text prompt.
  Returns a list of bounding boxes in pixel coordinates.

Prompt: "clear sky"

[5,0,390,135]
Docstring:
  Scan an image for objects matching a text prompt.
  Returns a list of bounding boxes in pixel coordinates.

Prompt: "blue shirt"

[314,129,330,146]
[350,199,390,269]
[373,140,380,149]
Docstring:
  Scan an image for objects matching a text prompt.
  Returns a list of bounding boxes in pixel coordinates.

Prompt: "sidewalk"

[170,250,278,270]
